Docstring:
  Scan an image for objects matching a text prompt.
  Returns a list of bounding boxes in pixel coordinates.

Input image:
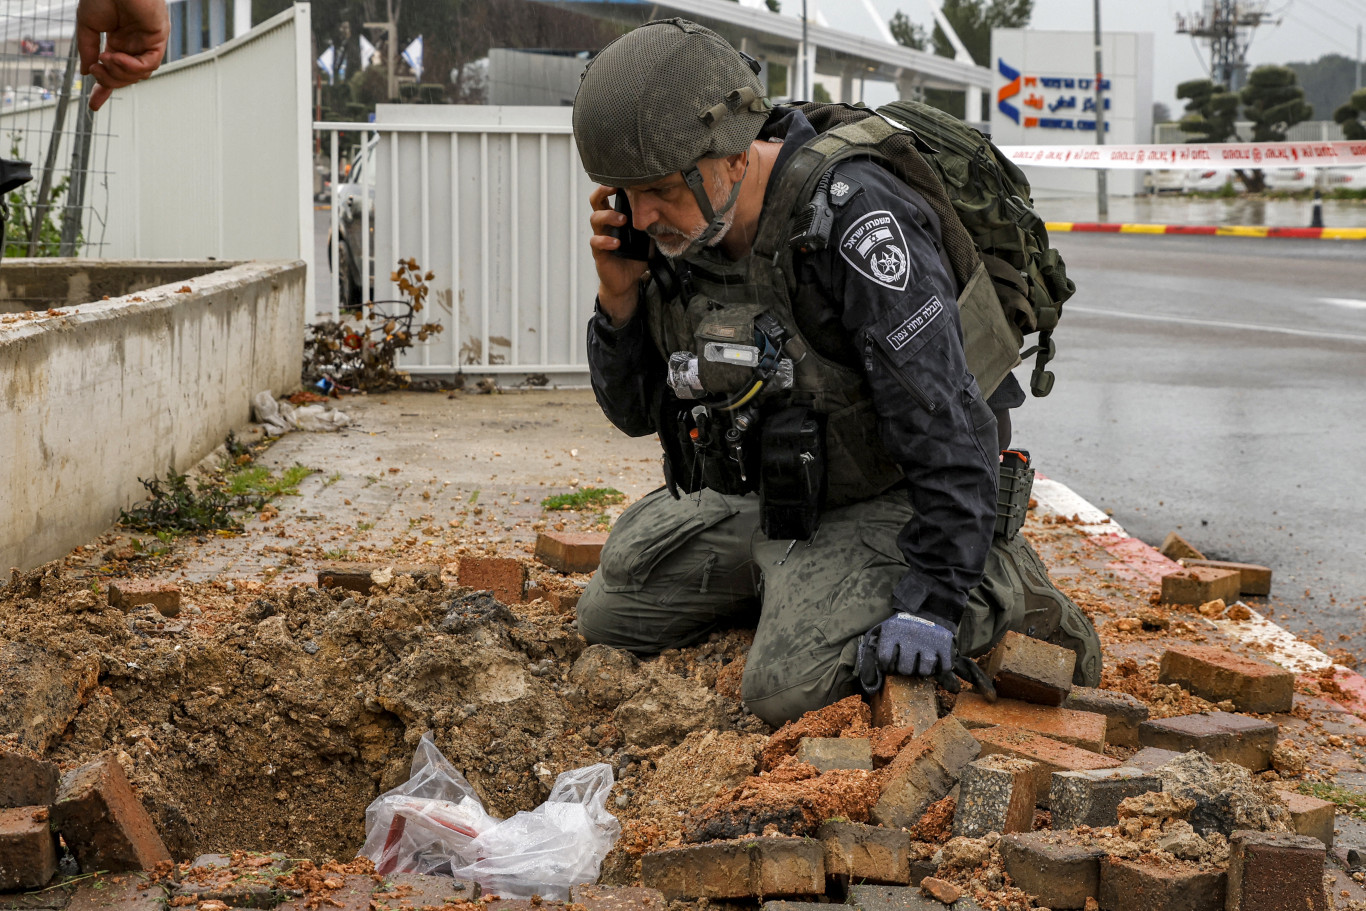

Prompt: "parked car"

[327,138,376,310]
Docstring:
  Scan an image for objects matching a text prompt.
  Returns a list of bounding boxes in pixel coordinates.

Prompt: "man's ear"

[721,150,748,182]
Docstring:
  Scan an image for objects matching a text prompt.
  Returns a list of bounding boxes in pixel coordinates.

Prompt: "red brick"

[1158,644,1294,714]
[548,589,581,611]
[568,884,665,911]
[795,737,873,772]
[456,556,527,604]
[1099,858,1227,911]
[372,873,480,908]
[66,874,162,911]
[818,820,911,885]
[641,838,824,899]
[1277,790,1336,848]
[1228,830,1328,911]
[982,631,1074,706]
[534,531,608,574]
[107,580,181,617]
[1161,566,1241,606]
[0,749,59,809]
[0,806,57,890]
[952,755,1036,837]
[871,717,980,828]
[869,726,918,769]
[999,833,1104,910]
[50,753,172,872]
[869,676,938,734]
[1180,559,1272,596]
[952,693,1107,753]
[1161,532,1206,561]
[1063,687,1150,748]
[316,564,441,595]
[279,875,374,911]
[1137,711,1277,771]
[973,726,1120,807]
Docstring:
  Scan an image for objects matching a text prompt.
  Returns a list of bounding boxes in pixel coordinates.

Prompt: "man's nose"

[627,192,658,230]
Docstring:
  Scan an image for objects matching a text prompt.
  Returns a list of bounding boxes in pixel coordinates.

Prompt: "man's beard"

[648,169,736,258]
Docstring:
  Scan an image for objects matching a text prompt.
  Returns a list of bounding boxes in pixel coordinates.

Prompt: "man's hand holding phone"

[588,185,650,328]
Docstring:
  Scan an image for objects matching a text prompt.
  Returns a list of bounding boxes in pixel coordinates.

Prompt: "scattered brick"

[1049,767,1162,830]
[920,877,963,904]
[872,717,980,828]
[456,556,527,603]
[1161,566,1241,606]
[107,579,181,617]
[66,874,161,911]
[818,820,911,885]
[641,838,824,900]
[1062,687,1150,748]
[278,875,374,911]
[869,725,919,769]
[982,631,1074,706]
[1125,747,1184,771]
[1228,830,1328,911]
[1160,532,1206,561]
[0,806,58,890]
[952,693,1107,753]
[534,531,608,574]
[999,833,1104,910]
[50,752,172,872]
[0,749,59,809]
[1138,711,1277,771]
[548,589,581,612]
[1180,559,1272,595]
[847,883,982,911]
[1277,790,1336,847]
[1098,858,1227,911]
[317,564,441,595]
[796,737,873,772]
[568,884,662,911]
[1158,644,1295,714]
[952,754,1036,837]
[869,676,938,734]
[973,726,1120,807]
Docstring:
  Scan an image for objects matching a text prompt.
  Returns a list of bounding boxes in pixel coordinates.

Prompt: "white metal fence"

[315,106,600,379]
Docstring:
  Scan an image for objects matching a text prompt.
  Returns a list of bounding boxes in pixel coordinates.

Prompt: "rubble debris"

[51,751,173,872]
[972,726,1121,807]
[173,852,294,906]
[568,884,665,911]
[278,873,375,911]
[763,695,871,770]
[1161,565,1241,606]
[951,692,1107,753]
[0,641,99,753]
[0,748,59,808]
[795,737,873,772]
[1138,711,1278,771]
[869,724,920,768]
[66,873,161,911]
[1271,739,1308,776]
[374,871,481,906]
[685,759,880,841]
[1049,767,1162,830]
[1097,856,1227,911]
[1154,752,1291,836]
[952,754,1036,837]
[920,876,964,903]
[641,837,824,900]
[534,531,608,574]
[107,579,182,617]
[455,556,527,603]
[1180,559,1272,596]
[999,832,1105,910]
[316,564,441,595]
[818,820,913,885]
[569,644,645,709]
[872,717,980,828]
[0,805,58,890]
[1126,746,1183,771]
[847,883,982,911]
[869,676,938,733]
[1158,644,1295,714]
[1227,830,1329,911]
[1276,789,1336,846]
[982,631,1075,706]
[1062,686,1150,748]
[1161,531,1206,561]
[614,670,728,749]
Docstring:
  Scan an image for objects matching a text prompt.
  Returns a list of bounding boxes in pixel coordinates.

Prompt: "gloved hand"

[854,612,954,693]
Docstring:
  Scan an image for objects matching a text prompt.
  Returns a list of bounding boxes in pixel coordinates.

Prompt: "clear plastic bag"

[358,734,620,900]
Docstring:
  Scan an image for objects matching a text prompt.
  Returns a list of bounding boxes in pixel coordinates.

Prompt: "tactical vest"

[644,109,1021,508]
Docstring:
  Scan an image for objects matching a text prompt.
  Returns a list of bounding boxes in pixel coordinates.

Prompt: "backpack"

[790,102,1075,398]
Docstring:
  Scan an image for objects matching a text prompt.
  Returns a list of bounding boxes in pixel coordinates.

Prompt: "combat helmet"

[573,18,771,246]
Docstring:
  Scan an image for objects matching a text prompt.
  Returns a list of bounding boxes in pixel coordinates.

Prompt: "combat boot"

[1004,534,1102,686]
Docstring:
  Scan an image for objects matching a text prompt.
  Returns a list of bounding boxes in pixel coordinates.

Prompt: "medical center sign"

[997,58,1111,133]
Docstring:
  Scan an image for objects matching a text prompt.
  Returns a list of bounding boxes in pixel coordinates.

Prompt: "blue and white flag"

[359,34,378,71]
[317,44,335,84]
[401,35,423,81]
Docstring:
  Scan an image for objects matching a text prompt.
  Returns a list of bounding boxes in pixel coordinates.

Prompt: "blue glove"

[854,611,955,693]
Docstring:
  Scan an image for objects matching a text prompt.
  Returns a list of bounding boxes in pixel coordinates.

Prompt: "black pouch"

[995,449,1035,540]
[759,406,826,541]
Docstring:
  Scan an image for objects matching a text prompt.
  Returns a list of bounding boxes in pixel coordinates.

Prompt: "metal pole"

[59,80,95,256]
[801,0,808,99]
[29,34,79,255]
[1357,24,1362,91]
[1093,0,1108,221]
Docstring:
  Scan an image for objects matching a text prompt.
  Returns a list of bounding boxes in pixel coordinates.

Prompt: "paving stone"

[456,556,527,604]
[1097,857,1227,911]
[641,838,824,899]
[1278,790,1337,847]
[316,564,441,595]
[847,883,981,911]
[762,904,852,911]
[818,820,911,885]
[1228,830,1328,911]
[982,631,1074,706]
[1062,687,1150,748]
[1049,767,1161,830]
[0,886,76,911]
[1138,711,1278,771]
[50,752,172,873]
[951,693,1107,752]
[1125,747,1184,771]
[534,531,607,574]
[66,874,164,911]
[1161,566,1241,606]
[568,885,662,911]
[373,872,480,907]
[999,833,1103,910]
[0,806,58,890]
[107,580,181,617]
[1180,559,1272,595]
[1158,644,1295,714]
[277,875,374,911]
[1161,532,1206,561]
[973,726,1121,807]
[869,676,938,734]
[952,755,1036,837]
[0,749,60,809]
[872,717,980,828]
[172,854,294,907]
[795,737,873,772]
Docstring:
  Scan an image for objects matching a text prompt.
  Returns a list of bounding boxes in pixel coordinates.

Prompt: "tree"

[1286,53,1359,122]
[1176,78,1239,143]
[1334,88,1366,141]
[890,10,928,51]
[1240,65,1313,142]
[889,0,1033,119]
[1153,101,1172,124]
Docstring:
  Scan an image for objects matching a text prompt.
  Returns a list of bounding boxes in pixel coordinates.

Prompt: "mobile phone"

[609,189,652,261]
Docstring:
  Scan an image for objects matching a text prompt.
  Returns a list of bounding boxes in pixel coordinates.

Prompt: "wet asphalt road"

[1006,232,1366,659]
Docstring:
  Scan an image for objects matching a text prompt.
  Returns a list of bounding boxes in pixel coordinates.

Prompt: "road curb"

[1046,221,1366,240]
[1031,475,1366,717]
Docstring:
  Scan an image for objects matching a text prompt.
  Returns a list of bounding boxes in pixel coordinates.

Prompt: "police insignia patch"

[839,210,910,290]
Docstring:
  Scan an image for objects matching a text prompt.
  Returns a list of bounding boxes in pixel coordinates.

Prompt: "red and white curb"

[1032,475,1366,717]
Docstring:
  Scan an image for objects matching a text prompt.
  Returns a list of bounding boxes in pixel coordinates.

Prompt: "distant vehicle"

[327,138,376,310]
[1320,166,1365,190]
[1184,169,1238,193]
[1264,168,1313,191]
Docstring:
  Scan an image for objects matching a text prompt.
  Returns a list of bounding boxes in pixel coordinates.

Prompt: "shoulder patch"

[839,210,910,291]
[826,174,864,207]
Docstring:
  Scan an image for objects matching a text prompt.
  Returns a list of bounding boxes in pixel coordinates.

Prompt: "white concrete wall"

[0,259,306,572]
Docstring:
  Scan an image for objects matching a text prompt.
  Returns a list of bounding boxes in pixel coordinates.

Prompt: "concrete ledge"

[1,259,306,571]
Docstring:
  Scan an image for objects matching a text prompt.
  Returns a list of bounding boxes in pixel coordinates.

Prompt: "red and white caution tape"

[997,139,1366,170]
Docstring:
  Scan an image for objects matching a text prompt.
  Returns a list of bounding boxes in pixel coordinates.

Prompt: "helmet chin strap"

[681,156,748,254]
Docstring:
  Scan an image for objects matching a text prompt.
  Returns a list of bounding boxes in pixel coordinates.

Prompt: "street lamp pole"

[1093,0,1108,221]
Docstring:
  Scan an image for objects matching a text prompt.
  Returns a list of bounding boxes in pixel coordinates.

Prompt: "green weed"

[541,487,625,511]
[225,464,316,498]
[1298,781,1366,821]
